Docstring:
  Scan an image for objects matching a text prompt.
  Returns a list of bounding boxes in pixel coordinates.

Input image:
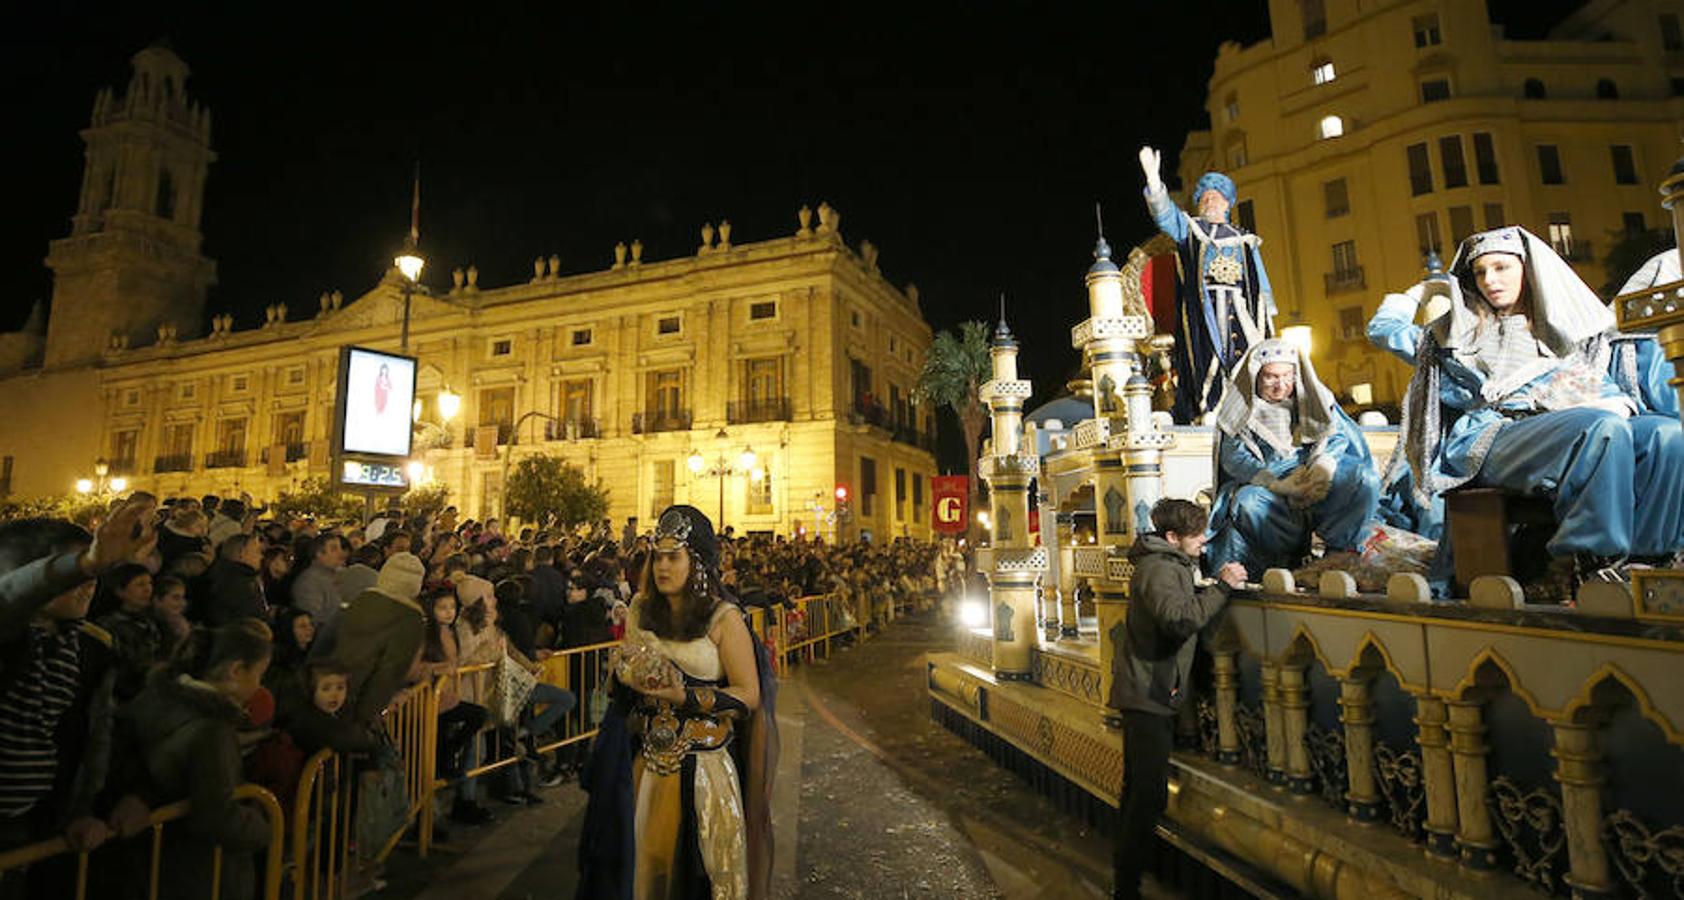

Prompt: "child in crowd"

[118,619,275,900]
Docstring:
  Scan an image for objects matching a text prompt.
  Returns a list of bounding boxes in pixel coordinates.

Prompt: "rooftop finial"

[1092,201,1113,264]
[993,292,1017,348]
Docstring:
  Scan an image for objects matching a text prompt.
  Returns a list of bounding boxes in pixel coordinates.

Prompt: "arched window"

[1523,78,1547,99]
[155,169,176,220]
[1596,78,1619,99]
[1318,115,1345,139]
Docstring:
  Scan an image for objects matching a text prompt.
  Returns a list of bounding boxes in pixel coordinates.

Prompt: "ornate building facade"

[0,45,939,539]
[1174,0,1684,404]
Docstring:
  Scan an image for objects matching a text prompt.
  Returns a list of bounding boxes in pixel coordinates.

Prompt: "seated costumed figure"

[1368,226,1684,596]
[1138,146,1277,422]
[576,504,778,900]
[1205,338,1380,581]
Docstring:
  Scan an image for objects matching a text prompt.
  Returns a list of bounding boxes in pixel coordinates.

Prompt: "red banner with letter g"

[931,476,968,534]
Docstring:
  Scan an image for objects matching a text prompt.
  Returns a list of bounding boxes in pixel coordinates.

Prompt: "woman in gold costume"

[576,504,778,900]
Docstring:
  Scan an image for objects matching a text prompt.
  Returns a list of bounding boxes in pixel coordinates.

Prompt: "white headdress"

[1214,338,1340,459]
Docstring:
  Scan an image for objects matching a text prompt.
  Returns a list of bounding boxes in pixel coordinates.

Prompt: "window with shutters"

[1483,203,1507,230]
[860,456,878,518]
[1439,136,1468,188]
[1448,206,1476,245]
[1537,145,1565,185]
[1420,79,1451,103]
[1610,145,1639,185]
[1412,13,1441,48]
[1323,178,1349,218]
[1547,213,1575,258]
[1473,133,1500,184]
[650,460,675,520]
[1407,143,1433,195]
[1622,212,1646,234]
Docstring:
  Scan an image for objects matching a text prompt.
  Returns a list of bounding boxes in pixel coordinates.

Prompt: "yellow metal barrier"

[291,748,354,900]
[381,679,437,858]
[431,640,620,805]
[0,783,285,900]
[774,593,861,672]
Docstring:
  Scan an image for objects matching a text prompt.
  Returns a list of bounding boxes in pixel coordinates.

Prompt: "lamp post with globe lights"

[74,458,127,498]
[687,428,760,535]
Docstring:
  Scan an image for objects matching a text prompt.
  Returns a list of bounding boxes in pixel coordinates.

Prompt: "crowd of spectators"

[0,491,961,898]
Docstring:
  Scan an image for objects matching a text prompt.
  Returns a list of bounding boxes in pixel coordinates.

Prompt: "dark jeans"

[1114,711,1174,900]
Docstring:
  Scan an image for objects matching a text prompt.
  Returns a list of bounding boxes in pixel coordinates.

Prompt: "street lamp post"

[75,458,127,498]
[687,428,758,534]
[501,410,563,522]
[394,166,424,352]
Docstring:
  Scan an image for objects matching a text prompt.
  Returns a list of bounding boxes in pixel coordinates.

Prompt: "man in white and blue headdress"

[1139,146,1277,423]
[1369,225,1683,594]
[1204,338,1379,580]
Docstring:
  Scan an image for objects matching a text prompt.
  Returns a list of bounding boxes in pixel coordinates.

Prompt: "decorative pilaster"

[1260,662,1288,786]
[1279,661,1315,795]
[1447,699,1501,869]
[979,315,1044,681]
[1213,648,1241,765]
[1415,696,1459,858]
[1339,676,1381,821]
[1055,512,1079,637]
[1552,722,1615,898]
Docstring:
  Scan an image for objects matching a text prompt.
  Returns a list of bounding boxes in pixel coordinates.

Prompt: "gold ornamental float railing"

[0,783,286,900]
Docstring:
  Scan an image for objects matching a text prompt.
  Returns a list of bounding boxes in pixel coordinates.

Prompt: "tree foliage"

[401,481,451,519]
[271,477,365,524]
[504,454,610,529]
[915,320,994,536]
[0,494,109,527]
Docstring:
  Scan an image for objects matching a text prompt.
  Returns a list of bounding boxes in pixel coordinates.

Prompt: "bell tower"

[43,43,216,368]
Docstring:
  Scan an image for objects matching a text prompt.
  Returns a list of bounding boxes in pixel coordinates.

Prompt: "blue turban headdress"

[1193,172,1237,206]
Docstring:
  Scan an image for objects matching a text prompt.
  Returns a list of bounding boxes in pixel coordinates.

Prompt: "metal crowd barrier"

[771,592,866,672]
[0,783,286,900]
[381,680,438,858]
[418,640,620,846]
[290,748,355,900]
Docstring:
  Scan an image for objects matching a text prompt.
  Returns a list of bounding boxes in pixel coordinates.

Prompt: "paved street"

[378,611,1162,899]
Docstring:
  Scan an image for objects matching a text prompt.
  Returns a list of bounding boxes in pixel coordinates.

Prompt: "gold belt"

[638,704,733,776]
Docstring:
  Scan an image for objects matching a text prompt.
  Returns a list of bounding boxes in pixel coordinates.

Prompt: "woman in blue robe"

[1205,339,1379,580]
[1368,226,1683,594]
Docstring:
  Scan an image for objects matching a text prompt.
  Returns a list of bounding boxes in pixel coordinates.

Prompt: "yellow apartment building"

[0,45,939,541]
[1173,0,1684,404]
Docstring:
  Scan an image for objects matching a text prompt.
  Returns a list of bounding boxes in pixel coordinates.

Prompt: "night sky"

[1,2,1579,472]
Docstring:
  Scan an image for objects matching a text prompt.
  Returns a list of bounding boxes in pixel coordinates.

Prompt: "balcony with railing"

[108,457,138,477]
[1324,265,1366,294]
[728,398,792,424]
[633,410,692,434]
[850,397,890,429]
[543,418,601,441]
[205,449,247,469]
[463,423,515,448]
[892,424,938,453]
[154,453,194,474]
[260,443,311,465]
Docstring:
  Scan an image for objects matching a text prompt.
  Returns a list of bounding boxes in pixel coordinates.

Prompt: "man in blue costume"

[1369,226,1683,598]
[1205,339,1380,581]
[1139,146,1276,423]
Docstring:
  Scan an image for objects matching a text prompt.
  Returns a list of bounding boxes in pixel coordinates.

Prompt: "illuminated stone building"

[0,45,939,539]
[1174,0,1684,403]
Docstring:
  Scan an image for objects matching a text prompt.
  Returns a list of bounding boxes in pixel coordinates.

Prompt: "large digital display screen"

[335,346,416,458]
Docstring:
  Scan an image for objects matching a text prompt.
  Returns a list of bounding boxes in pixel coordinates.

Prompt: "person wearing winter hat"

[329,552,428,725]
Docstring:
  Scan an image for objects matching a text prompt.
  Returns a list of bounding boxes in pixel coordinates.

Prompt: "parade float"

[929,156,1684,898]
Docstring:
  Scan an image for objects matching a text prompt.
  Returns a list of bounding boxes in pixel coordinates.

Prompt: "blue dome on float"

[1025,395,1094,429]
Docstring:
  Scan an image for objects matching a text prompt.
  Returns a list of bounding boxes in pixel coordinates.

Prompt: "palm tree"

[916,320,993,537]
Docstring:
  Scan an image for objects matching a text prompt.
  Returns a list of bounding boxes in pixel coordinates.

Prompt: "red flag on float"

[931,476,969,534]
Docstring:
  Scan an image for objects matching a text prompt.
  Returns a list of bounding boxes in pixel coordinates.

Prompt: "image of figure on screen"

[341,349,415,457]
